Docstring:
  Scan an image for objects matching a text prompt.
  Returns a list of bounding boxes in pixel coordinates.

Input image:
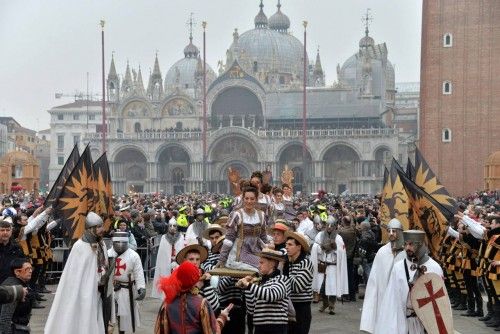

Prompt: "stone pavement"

[30,283,496,333]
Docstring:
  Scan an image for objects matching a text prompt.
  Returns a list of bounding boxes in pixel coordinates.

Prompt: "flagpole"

[302,21,308,191]
[100,20,106,153]
[202,21,207,193]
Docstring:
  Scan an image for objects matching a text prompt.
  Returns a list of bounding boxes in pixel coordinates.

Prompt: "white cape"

[375,257,444,334]
[310,242,321,292]
[360,243,405,333]
[151,234,185,299]
[45,239,105,334]
[316,233,349,297]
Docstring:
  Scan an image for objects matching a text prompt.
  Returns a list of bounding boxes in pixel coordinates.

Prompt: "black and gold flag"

[54,145,96,241]
[379,160,411,231]
[92,153,114,233]
[394,159,454,258]
[46,144,80,207]
[414,147,457,214]
[406,157,416,181]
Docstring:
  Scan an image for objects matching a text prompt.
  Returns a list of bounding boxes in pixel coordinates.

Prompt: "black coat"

[0,285,24,305]
[0,242,25,284]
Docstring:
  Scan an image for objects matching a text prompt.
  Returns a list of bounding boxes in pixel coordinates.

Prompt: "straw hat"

[214,215,229,226]
[257,247,286,262]
[285,231,310,253]
[202,224,226,240]
[175,244,208,264]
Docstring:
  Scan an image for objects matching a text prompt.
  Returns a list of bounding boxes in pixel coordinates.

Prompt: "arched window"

[134,122,141,133]
[443,33,453,47]
[442,81,452,95]
[442,128,452,142]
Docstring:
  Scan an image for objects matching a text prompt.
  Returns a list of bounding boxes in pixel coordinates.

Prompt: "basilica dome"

[227,2,307,82]
[268,2,290,32]
[165,37,215,94]
[338,31,395,95]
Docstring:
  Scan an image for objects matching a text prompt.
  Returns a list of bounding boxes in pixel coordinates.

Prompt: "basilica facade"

[78,2,405,195]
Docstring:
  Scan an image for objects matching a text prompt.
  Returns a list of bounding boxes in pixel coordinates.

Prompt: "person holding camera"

[0,258,35,334]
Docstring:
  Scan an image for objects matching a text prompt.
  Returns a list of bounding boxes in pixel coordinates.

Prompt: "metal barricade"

[46,238,70,283]
[46,235,161,284]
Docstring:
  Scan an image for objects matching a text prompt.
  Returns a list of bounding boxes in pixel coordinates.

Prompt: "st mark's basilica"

[76,1,407,195]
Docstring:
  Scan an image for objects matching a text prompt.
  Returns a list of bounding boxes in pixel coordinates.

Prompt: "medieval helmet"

[112,231,129,255]
[85,212,103,229]
[403,230,429,264]
[387,218,403,230]
[387,218,404,251]
[325,215,337,227]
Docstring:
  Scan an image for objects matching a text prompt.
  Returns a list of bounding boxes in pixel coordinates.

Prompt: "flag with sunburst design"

[92,153,114,233]
[394,159,454,258]
[406,157,416,181]
[380,160,411,231]
[414,148,457,214]
[46,144,80,207]
[54,145,96,241]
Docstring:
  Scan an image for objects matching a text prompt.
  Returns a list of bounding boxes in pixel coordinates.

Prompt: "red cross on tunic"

[115,258,127,276]
[416,280,448,334]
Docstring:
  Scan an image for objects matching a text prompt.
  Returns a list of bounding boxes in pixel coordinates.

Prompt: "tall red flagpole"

[302,21,308,186]
[202,21,207,193]
[100,20,106,153]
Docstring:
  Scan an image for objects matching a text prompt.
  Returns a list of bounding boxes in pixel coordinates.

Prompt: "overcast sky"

[0,0,422,131]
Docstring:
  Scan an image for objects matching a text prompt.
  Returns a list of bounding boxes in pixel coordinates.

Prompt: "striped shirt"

[202,251,219,272]
[247,271,290,326]
[200,283,220,313]
[286,255,314,303]
[217,277,243,305]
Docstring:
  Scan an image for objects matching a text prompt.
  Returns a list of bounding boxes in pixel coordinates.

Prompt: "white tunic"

[45,239,106,334]
[309,242,321,292]
[315,233,349,297]
[185,221,211,248]
[375,257,444,334]
[360,242,405,333]
[108,248,145,333]
[151,233,185,299]
[297,217,314,234]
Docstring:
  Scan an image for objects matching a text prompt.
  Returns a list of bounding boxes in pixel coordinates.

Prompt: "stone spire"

[314,47,323,75]
[107,53,120,102]
[136,66,145,95]
[254,0,268,29]
[312,47,325,87]
[152,52,162,78]
[147,52,163,100]
[107,53,118,81]
[121,60,133,97]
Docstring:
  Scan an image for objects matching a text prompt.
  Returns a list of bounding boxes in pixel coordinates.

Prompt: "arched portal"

[157,145,191,194]
[209,136,257,193]
[114,148,147,193]
[278,144,312,193]
[211,87,263,128]
[323,144,360,194]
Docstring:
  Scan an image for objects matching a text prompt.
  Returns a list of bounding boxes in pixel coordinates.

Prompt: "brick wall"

[420,0,500,196]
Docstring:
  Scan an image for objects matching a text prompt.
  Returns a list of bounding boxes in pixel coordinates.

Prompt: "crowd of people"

[0,178,498,333]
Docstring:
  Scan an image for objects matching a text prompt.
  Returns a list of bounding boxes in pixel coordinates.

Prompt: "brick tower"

[419,0,500,196]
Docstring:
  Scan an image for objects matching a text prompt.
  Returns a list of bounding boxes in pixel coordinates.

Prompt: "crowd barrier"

[46,235,162,284]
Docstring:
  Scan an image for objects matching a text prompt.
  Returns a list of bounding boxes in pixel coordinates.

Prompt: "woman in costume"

[218,186,268,272]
